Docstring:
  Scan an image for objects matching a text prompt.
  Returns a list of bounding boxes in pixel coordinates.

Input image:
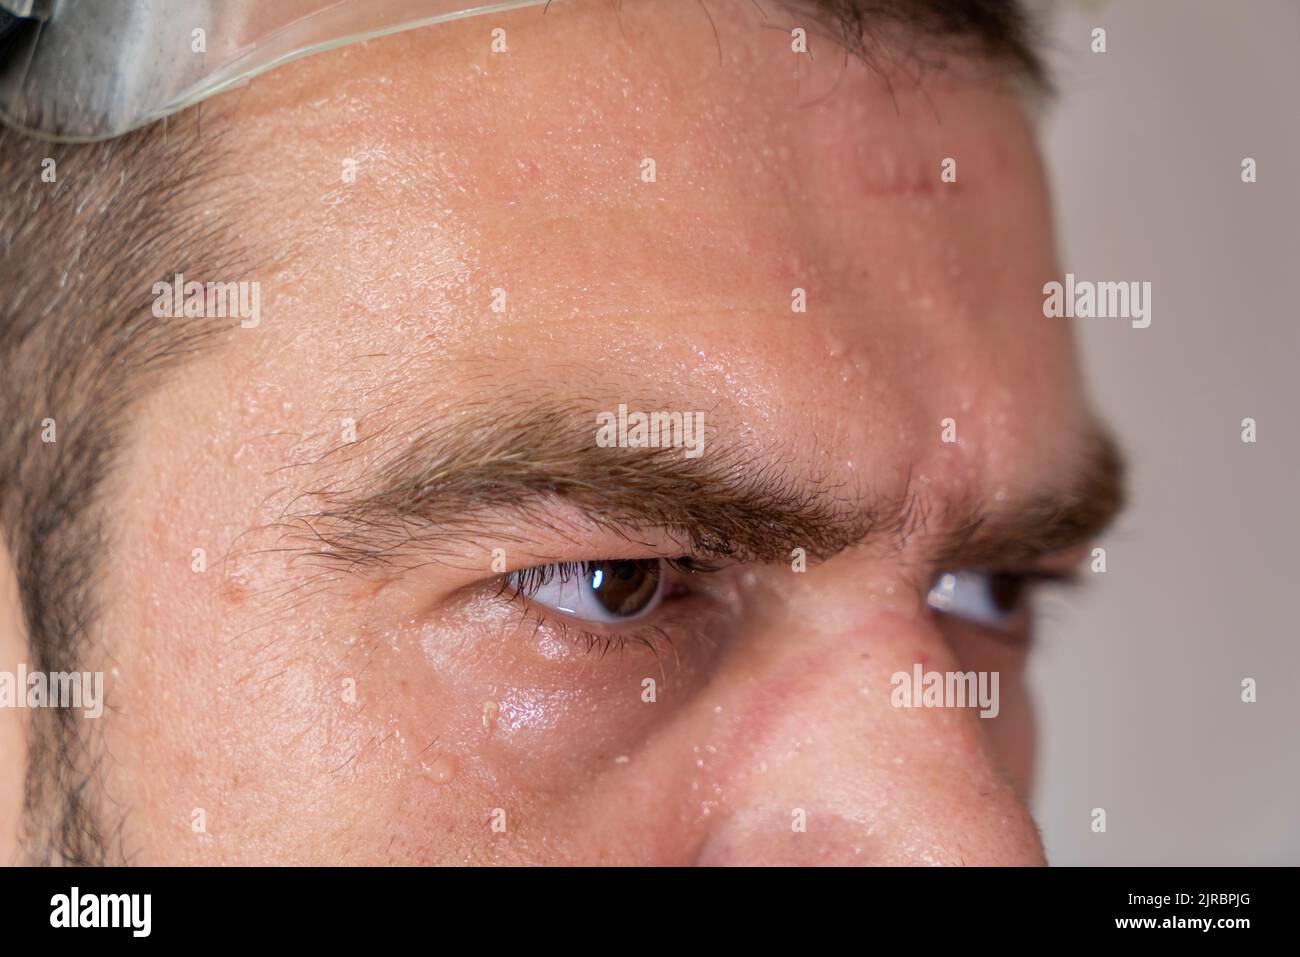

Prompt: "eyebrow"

[277,398,1125,577]
[779,0,1048,90]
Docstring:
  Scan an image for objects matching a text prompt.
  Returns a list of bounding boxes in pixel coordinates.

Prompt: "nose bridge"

[691,565,1044,866]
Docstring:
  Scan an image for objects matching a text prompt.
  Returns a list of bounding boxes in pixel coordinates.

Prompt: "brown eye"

[516,559,667,623]
[988,573,1030,615]
[588,560,662,617]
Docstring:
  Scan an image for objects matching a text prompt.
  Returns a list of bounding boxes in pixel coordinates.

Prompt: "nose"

[690,558,1045,866]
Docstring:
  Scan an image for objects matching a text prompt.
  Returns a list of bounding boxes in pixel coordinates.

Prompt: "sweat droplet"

[427,753,458,785]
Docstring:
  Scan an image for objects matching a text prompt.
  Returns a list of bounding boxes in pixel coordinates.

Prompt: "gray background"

[1030,0,1299,864]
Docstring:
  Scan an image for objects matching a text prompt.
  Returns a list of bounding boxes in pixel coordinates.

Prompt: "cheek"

[93,560,401,863]
[337,586,731,862]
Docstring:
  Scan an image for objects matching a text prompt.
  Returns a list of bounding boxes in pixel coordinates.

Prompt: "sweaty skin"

[6,0,1096,864]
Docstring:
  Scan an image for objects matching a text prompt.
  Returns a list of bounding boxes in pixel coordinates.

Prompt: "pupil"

[989,573,1027,614]
[588,559,661,617]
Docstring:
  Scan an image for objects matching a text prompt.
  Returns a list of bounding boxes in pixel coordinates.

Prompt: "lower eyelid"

[934,614,1036,653]
[504,594,683,658]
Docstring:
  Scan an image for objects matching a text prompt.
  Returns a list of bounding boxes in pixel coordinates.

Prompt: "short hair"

[0,115,246,862]
[790,0,1045,87]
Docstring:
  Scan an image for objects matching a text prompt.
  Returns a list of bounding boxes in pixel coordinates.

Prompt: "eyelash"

[505,557,706,597]
[497,558,1082,656]
[497,558,711,657]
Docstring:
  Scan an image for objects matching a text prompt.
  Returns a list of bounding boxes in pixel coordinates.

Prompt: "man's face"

[57,1,1103,863]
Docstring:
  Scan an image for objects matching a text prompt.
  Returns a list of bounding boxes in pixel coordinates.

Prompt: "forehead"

[194,0,1086,507]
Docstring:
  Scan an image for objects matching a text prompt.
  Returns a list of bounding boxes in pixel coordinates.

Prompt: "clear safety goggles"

[0,0,548,142]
